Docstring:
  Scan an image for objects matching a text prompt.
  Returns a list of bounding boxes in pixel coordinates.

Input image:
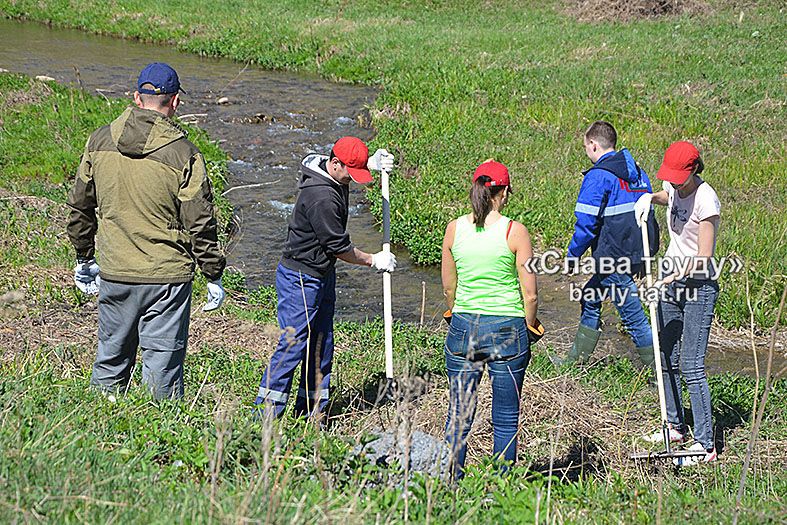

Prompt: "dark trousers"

[255,263,336,418]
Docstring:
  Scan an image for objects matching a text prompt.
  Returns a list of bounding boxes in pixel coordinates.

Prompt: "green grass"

[1,0,785,327]
[2,327,785,522]
[1,64,786,524]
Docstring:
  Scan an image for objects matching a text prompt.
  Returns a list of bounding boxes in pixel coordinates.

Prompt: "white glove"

[371,251,397,273]
[74,258,100,295]
[634,193,653,227]
[367,148,394,172]
[203,278,226,312]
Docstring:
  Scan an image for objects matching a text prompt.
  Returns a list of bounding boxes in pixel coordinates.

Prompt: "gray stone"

[352,430,450,479]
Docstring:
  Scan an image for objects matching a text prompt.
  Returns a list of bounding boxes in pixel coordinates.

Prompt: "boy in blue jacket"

[558,121,659,368]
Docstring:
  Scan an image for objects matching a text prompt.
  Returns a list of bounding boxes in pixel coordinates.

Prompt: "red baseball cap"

[657,141,701,185]
[333,136,372,184]
[473,160,511,192]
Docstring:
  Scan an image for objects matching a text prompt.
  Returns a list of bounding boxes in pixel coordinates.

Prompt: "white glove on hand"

[203,278,226,312]
[74,258,100,295]
[367,148,394,172]
[634,193,653,227]
[371,251,397,273]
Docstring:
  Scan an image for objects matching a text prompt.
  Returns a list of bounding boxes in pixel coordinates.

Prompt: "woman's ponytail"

[470,177,492,228]
[470,176,505,228]
[694,156,704,175]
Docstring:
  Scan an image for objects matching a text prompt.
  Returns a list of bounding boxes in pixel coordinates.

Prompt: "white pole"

[641,220,669,448]
[381,167,394,380]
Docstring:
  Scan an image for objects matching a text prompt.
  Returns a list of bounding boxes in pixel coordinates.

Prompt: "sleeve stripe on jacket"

[602,202,636,217]
[574,202,600,215]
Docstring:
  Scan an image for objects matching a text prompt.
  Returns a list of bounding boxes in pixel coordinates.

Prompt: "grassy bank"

[1,73,786,523]
[1,0,785,328]
[2,343,785,523]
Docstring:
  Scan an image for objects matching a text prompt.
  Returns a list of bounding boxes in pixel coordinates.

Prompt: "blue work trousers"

[255,263,336,419]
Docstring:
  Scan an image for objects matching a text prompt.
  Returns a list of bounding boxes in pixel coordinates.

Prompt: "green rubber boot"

[552,324,601,366]
[635,345,656,369]
[635,345,657,386]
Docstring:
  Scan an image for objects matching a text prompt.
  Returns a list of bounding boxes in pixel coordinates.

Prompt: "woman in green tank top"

[441,160,540,479]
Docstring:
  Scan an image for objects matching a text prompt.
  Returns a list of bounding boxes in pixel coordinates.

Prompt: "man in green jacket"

[66,63,226,400]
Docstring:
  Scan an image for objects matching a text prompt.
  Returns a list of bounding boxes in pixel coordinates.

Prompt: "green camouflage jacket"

[66,106,225,283]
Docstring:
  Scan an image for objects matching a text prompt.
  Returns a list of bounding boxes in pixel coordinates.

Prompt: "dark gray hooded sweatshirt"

[280,154,354,278]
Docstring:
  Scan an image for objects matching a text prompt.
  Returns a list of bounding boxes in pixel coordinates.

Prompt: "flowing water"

[1,18,780,376]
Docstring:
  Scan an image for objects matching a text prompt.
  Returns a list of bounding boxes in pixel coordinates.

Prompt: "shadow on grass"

[528,436,605,483]
[680,398,751,454]
[328,370,436,418]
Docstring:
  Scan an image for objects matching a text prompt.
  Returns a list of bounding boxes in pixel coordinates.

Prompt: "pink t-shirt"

[663,178,721,277]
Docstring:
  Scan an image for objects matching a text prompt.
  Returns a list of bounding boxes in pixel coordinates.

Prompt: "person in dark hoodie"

[254,137,396,421]
[555,121,659,368]
[66,63,226,401]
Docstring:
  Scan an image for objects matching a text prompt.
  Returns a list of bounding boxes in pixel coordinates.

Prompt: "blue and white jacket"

[567,149,659,266]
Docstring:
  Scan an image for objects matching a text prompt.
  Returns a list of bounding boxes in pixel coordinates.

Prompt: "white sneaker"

[673,442,718,467]
[641,426,684,444]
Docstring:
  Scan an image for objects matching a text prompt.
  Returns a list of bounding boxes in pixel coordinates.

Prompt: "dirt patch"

[0,189,63,212]
[0,265,74,322]
[189,312,279,359]
[0,302,98,370]
[0,79,54,111]
[332,371,654,478]
[565,0,711,22]
[332,368,787,481]
[0,296,278,367]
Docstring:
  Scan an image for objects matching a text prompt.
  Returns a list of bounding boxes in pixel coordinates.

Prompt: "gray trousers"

[92,279,192,400]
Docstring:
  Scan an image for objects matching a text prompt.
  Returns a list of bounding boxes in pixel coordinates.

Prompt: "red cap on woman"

[473,160,511,192]
[657,141,701,185]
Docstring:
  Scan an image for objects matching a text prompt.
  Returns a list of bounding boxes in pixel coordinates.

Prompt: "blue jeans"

[658,278,718,450]
[255,264,336,419]
[579,272,652,348]
[444,313,530,479]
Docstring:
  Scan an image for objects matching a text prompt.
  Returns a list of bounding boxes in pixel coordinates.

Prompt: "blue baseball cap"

[137,62,185,95]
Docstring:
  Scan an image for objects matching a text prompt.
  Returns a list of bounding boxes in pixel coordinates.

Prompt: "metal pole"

[381,167,394,380]
[640,220,670,452]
